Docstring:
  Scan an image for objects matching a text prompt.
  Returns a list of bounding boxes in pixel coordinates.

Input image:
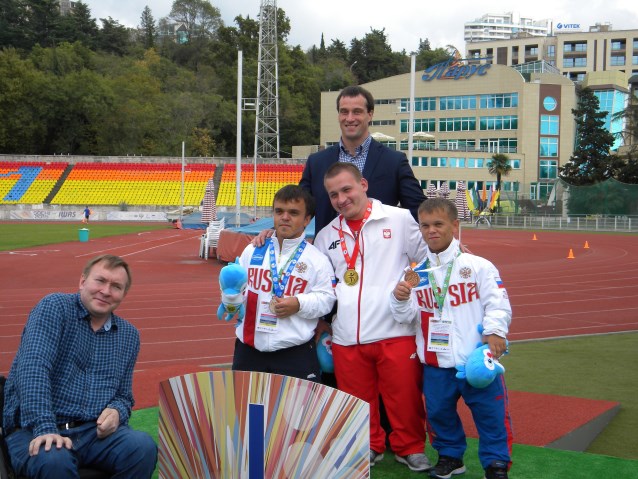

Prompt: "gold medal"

[269,297,278,314]
[404,269,420,287]
[344,269,359,286]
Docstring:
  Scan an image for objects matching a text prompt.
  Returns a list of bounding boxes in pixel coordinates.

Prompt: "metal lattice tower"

[254,0,280,159]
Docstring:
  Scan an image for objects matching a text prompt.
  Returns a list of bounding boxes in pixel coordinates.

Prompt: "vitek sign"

[555,22,581,31]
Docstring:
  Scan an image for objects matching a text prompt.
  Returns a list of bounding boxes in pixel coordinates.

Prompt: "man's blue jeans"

[6,422,157,479]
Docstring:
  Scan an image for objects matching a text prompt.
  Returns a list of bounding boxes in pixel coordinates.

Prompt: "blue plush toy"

[455,325,507,388]
[217,258,248,323]
[316,332,334,374]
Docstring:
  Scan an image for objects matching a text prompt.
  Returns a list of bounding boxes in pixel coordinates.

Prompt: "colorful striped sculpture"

[158,370,370,478]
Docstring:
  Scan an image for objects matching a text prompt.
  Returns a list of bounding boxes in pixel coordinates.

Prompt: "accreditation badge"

[426,317,452,352]
[257,299,278,333]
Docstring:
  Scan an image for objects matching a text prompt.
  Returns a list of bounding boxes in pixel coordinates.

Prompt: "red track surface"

[2,227,637,384]
[458,229,638,340]
[1,227,636,445]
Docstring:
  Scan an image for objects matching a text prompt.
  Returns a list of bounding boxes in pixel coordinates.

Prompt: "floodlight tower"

[254,0,280,159]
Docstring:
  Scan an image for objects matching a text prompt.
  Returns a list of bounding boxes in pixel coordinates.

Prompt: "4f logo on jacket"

[328,239,341,250]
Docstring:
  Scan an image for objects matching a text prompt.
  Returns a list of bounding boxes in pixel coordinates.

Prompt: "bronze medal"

[404,269,420,287]
[344,269,359,286]
[269,297,278,314]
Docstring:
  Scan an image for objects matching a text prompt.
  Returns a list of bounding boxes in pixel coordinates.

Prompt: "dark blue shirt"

[3,292,140,437]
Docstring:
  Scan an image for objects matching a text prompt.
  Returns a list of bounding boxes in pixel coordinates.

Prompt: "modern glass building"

[582,72,629,151]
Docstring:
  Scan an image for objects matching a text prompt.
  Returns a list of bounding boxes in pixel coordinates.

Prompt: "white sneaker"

[370,450,384,467]
[395,452,432,472]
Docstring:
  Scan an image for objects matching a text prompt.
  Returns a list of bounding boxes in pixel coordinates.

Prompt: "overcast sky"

[82,0,638,53]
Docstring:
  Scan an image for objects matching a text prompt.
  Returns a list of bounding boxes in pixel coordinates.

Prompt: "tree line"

[0,0,450,157]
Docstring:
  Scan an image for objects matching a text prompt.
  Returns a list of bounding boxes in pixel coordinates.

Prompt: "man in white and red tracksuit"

[390,197,513,479]
[233,185,336,382]
[313,162,430,472]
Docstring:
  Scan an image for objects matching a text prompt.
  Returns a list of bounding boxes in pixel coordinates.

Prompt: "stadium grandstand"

[216,164,304,207]
[0,159,305,224]
[51,163,215,206]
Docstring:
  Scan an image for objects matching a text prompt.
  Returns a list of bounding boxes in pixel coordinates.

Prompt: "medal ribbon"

[426,250,461,316]
[338,201,372,271]
[269,239,307,298]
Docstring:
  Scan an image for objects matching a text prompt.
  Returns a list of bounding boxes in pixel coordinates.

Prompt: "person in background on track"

[82,206,91,224]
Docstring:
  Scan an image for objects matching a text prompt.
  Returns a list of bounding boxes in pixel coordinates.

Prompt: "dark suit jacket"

[299,140,426,235]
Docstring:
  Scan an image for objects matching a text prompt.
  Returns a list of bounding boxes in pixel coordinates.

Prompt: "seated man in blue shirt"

[2,254,157,479]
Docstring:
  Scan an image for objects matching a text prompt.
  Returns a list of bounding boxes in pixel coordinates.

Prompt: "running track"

[1,227,637,407]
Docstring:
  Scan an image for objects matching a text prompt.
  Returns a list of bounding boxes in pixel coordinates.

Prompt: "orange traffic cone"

[584,241,590,249]
[567,249,575,259]
[532,233,537,241]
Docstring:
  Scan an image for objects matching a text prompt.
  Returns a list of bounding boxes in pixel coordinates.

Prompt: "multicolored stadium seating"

[2,161,305,208]
[216,164,304,207]
[51,163,215,206]
[0,161,68,204]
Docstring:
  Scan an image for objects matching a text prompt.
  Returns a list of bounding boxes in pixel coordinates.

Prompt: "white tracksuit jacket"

[237,233,336,352]
[390,238,512,368]
[314,199,426,346]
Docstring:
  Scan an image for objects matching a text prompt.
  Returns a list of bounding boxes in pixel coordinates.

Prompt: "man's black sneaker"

[484,460,509,479]
[429,455,466,478]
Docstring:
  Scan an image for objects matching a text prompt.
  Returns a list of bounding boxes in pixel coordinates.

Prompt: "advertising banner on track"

[9,210,167,221]
[106,211,167,221]
[10,210,90,221]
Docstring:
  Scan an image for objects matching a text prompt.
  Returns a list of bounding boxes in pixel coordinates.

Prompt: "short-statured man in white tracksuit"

[313,162,431,473]
[390,197,513,479]
[233,185,336,382]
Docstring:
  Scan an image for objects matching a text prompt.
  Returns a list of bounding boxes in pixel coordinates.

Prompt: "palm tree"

[487,153,512,212]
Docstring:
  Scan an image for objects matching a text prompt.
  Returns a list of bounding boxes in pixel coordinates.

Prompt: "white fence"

[471,214,637,233]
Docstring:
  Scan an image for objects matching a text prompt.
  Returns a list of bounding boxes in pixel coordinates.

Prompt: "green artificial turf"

[505,333,638,460]
[0,222,171,250]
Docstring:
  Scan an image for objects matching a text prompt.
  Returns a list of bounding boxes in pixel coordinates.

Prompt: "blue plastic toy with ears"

[455,325,508,388]
[217,258,248,323]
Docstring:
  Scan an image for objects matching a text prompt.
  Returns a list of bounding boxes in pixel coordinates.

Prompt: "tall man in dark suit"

[300,85,426,234]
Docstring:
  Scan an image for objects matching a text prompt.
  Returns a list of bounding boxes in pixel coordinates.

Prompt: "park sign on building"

[422,57,492,82]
